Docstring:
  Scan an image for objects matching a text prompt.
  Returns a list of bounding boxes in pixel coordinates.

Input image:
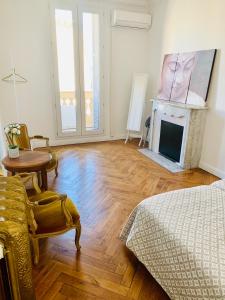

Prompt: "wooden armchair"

[17,173,81,265]
[5,123,58,176]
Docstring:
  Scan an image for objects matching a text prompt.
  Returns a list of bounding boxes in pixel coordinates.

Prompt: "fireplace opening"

[159,120,184,163]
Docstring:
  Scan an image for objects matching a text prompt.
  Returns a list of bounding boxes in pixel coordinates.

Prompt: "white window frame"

[50,0,105,138]
[78,6,105,136]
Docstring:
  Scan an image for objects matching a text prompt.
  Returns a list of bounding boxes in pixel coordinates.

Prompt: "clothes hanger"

[2,68,27,83]
[1,67,27,122]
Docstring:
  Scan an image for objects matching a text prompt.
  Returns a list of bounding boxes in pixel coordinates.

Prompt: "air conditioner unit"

[112,10,151,30]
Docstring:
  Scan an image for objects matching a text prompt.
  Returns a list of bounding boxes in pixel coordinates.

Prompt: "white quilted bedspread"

[120,182,225,300]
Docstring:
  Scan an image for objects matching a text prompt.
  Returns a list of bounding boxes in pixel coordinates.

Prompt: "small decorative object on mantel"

[4,123,21,159]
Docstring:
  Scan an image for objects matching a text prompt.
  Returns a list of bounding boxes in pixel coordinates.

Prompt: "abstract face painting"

[171,52,197,103]
[157,49,216,106]
[157,53,178,101]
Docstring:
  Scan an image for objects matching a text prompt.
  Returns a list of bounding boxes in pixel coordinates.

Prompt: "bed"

[120,180,225,299]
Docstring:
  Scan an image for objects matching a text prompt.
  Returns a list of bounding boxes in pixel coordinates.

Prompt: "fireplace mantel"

[149,98,208,110]
[148,99,208,170]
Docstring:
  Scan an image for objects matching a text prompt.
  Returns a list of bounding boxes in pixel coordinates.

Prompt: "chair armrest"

[33,194,73,226]
[16,172,41,194]
[33,195,61,205]
[29,136,51,152]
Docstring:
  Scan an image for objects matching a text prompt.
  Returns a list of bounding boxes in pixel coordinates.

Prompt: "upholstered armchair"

[5,123,58,176]
[17,173,81,265]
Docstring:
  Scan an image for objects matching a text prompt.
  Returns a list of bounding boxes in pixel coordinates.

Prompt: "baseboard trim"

[49,134,127,147]
[199,161,225,179]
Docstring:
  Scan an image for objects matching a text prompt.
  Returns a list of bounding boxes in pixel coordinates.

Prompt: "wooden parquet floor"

[33,140,218,300]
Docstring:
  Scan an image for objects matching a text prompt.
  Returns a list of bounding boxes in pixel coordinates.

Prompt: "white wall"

[111,27,150,136]
[0,0,56,141]
[0,0,150,146]
[148,0,225,178]
[0,112,6,173]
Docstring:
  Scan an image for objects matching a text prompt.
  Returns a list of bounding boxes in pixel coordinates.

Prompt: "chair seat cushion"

[30,191,80,234]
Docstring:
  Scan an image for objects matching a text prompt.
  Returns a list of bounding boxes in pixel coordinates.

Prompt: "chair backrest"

[5,124,31,150]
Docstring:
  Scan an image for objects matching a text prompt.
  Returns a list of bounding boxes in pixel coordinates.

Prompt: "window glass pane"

[55,9,76,132]
[82,13,100,130]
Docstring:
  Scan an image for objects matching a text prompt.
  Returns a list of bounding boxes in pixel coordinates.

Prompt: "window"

[52,3,104,137]
[55,9,77,133]
[82,13,100,131]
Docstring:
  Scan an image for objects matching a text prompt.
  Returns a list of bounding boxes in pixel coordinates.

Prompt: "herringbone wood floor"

[33,140,218,300]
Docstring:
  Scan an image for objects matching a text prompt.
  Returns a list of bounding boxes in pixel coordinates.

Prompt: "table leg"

[37,172,42,187]
[41,169,48,190]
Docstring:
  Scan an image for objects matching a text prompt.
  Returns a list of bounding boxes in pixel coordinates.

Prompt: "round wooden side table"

[2,150,51,190]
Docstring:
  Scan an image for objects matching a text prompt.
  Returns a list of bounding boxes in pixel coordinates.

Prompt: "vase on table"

[4,123,21,159]
[8,145,19,159]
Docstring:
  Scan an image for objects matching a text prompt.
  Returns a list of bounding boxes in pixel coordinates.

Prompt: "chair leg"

[55,163,58,177]
[75,224,81,251]
[31,238,39,265]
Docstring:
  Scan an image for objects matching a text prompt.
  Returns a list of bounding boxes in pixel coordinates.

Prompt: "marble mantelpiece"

[148,99,207,170]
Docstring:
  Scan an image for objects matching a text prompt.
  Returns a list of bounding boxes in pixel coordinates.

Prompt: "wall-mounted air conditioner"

[112,10,151,30]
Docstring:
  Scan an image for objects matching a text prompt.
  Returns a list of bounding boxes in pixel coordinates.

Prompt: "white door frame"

[50,0,105,138]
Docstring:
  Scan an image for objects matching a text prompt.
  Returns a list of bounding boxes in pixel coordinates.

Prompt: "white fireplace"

[148,99,207,170]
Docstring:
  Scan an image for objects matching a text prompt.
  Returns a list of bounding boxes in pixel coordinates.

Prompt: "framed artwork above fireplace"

[157,49,216,106]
